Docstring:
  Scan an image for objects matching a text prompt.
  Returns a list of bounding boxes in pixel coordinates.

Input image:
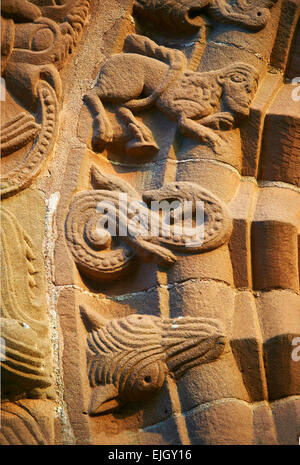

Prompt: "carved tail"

[123,34,187,111]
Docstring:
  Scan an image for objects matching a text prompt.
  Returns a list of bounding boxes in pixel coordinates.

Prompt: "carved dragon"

[133,0,278,33]
[65,165,233,281]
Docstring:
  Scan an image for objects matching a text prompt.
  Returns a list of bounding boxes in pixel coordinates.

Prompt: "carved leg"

[118,107,159,157]
[84,90,114,148]
[201,112,235,130]
[178,117,222,150]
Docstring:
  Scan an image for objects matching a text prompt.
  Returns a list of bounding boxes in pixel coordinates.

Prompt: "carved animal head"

[134,0,278,33]
[209,0,278,31]
[219,63,259,117]
[81,306,226,415]
[134,0,210,33]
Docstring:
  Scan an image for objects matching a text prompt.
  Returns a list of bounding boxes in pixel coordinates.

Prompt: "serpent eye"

[230,73,245,83]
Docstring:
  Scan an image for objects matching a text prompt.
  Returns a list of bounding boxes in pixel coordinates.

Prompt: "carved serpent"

[134,0,278,32]
[65,166,233,281]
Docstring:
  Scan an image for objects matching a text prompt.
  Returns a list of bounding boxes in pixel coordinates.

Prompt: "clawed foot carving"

[92,114,114,149]
[178,117,223,151]
[203,132,223,151]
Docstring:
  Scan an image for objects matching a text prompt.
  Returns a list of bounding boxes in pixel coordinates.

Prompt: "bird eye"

[230,73,245,83]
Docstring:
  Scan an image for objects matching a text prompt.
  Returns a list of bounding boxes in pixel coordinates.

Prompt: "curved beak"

[88,384,121,416]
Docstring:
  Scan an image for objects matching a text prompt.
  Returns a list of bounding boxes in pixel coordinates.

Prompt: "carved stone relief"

[65,165,233,280]
[1,0,91,197]
[85,33,259,156]
[134,0,278,33]
[1,0,92,445]
[1,206,51,399]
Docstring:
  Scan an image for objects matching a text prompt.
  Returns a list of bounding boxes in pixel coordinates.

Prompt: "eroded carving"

[85,34,259,156]
[134,0,278,33]
[1,82,58,197]
[1,207,51,398]
[1,0,91,197]
[65,166,233,281]
[0,400,52,445]
[1,113,40,158]
[1,0,91,107]
[209,0,278,30]
[0,319,51,398]
[80,307,226,415]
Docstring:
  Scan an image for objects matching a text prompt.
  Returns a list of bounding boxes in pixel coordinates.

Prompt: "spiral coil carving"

[65,166,233,281]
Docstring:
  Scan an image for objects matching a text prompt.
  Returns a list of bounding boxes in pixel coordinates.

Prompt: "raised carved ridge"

[80,307,226,415]
[0,319,52,398]
[1,0,91,197]
[0,400,51,445]
[65,166,233,281]
[1,207,51,399]
[1,113,40,157]
[1,81,58,198]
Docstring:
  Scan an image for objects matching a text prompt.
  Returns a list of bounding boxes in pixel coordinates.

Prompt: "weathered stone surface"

[259,84,300,187]
[271,396,300,445]
[252,402,278,445]
[0,399,55,445]
[184,399,254,445]
[231,291,268,402]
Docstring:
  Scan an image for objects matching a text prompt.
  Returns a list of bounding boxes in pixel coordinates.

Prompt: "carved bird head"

[80,306,226,415]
